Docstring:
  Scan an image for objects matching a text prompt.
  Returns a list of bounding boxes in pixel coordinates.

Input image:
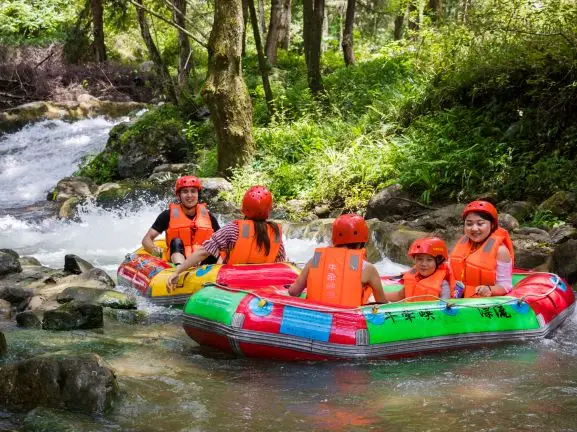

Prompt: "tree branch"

[126,0,208,48]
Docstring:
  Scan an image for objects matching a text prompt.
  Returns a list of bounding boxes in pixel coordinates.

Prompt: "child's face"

[414,254,436,277]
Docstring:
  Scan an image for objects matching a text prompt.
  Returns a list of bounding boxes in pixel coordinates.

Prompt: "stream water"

[1,118,577,431]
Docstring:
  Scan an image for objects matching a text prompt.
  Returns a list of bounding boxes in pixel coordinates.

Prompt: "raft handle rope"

[201,271,566,315]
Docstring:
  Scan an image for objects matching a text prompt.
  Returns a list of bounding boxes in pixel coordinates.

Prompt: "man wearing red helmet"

[449,200,514,297]
[166,186,286,290]
[288,214,387,307]
[141,176,220,265]
[386,237,454,302]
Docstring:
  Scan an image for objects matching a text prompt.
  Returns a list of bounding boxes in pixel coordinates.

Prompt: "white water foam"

[0,117,122,208]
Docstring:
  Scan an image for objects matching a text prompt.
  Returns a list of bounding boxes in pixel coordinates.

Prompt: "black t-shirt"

[151,209,220,233]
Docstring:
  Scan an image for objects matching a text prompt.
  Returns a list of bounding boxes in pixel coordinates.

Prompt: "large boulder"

[407,204,466,231]
[549,224,577,244]
[366,184,424,221]
[42,302,103,331]
[64,255,94,275]
[200,177,233,203]
[0,353,118,413]
[0,299,11,320]
[498,213,520,231]
[16,311,42,329]
[511,236,554,270]
[538,191,577,218]
[499,201,535,222]
[367,219,428,265]
[0,286,34,308]
[57,287,136,309]
[551,240,577,284]
[0,250,22,276]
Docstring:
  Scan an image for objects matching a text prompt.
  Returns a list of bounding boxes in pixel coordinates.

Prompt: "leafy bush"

[75,151,119,184]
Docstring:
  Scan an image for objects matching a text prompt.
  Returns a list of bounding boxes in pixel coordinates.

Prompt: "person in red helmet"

[288,214,387,307]
[386,237,454,302]
[167,185,286,291]
[141,176,220,265]
[449,200,514,298]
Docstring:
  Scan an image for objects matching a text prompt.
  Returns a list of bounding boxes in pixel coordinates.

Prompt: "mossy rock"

[57,287,136,309]
[538,191,576,218]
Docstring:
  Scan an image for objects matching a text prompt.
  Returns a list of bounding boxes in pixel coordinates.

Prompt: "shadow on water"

[2,308,577,432]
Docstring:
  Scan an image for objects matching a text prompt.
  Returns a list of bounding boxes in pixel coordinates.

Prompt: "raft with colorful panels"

[182,271,575,360]
[117,241,300,306]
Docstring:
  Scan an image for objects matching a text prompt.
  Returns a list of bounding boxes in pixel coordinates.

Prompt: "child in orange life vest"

[166,185,285,292]
[385,237,453,302]
[449,200,514,298]
[288,214,387,307]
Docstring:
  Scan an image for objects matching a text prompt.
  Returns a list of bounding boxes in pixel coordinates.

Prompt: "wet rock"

[16,311,42,329]
[551,240,577,284]
[0,353,118,413]
[64,255,94,275]
[23,407,97,432]
[0,250,22,276]
[366,184,423,221]
[283,219,333,244]
[499,201,535,222]
[549,224,577,244]
[512,227,550,243]
[407,204,466,230]
[153,162,199,174]
[78,268,116,289]
[367,219,428,266]
[0,299,11,319]
[57,287,136,309]
[498,213,519,231]
[51,176,96,202]
[0,331,6,356]
[0,286,34,306]
[42,302,103,330]
[19,256,41,267]
[538,191,577,218]
[104,308,148,324]
[58,196,82,220]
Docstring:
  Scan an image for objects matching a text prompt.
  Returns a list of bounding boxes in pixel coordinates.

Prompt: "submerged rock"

[57,287,136,309]
[42,302,103,330]
[0,353,118,413]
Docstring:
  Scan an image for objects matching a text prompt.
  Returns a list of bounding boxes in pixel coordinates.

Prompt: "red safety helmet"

[407,237,448,260]
[332,214,369,246]
[175,176,202,196]
[242,185,273,220]
[462,200,498,223]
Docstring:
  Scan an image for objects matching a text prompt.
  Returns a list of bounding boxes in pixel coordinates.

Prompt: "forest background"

[1,0,576,225]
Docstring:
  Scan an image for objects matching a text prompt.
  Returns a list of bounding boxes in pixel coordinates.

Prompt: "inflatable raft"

[117,241,300,306]
[182,271,575,360]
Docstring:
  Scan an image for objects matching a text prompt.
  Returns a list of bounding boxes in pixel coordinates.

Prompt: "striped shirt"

[202,221,287,262]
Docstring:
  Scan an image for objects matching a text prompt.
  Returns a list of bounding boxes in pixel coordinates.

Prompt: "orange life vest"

[306,247,371,307]
[164,203,214,260]
[226,220,282,264]
[449,227,514,298]
[402,263,454,302]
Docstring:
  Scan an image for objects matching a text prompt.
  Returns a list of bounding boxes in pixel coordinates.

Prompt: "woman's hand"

[474,285,493,297]
[166,272,179,293]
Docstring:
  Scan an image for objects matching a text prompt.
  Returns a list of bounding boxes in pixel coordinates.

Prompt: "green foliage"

[75,152,119,184]
[528,209,565,230]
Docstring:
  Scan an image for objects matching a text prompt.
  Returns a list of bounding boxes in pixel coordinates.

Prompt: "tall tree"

[91,0,107,62]
[341,0,356,65]
[393,14,404,40]
[265,0,291,64]
[242,0,249,56]
[202,0,255,177]
[303,0,325,95]
[134,0,178,104]
[427,0,443,23]
[258,0,267,36]
[248,0,275,115]
[172,0,192,90]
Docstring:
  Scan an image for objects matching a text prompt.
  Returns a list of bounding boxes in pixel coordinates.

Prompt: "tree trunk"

[427,0,442,23]
[242,0,249,56]
[173,0,192,90]
[202,0,255,177]
[91,0,106,62]
[248,0,274,116]
[303,0,324,95]
[258,0,267,37]
[265,0,292,64]
[393,14,404,40]
[341,0,355,66]
[134,0,178,104]
[408,1,419,32]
